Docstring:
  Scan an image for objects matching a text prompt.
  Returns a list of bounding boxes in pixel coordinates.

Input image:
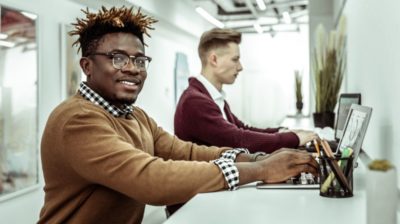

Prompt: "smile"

[120,80,137,86]
[118,79,141,91]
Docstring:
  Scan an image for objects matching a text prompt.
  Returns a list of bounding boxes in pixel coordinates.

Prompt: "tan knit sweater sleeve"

[134,107,231,161]
[56,105,228,205]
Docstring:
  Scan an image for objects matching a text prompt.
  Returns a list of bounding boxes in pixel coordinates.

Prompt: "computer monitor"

[336,104,372,167]
[335,93,362,140]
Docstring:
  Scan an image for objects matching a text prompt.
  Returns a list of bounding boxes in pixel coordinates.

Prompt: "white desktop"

[164,116,400,224]
[165,164,367,224]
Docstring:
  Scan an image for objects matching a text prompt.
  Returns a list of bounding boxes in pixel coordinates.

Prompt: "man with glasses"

[39,6,318,223]
[174,28,317,154]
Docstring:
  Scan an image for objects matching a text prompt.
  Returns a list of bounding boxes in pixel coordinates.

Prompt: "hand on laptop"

[257,149,319,183]
[291,129,319,146]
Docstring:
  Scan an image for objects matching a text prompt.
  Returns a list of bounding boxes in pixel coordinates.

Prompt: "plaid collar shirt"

[78,82,133,118]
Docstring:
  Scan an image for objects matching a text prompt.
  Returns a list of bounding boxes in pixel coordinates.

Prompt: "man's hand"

[291,129,319,146]
[256,149,318,183]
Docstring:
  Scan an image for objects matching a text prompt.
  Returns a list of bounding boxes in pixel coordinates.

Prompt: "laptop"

[305,93,361,152]
[257,104,372,189]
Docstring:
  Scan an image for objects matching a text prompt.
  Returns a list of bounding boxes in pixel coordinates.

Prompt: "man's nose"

[237,62,243,71]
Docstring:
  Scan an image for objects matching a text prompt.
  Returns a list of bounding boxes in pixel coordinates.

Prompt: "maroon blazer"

[174,77,299,153]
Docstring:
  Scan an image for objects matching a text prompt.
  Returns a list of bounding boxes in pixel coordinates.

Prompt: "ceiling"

[187,0,308,35]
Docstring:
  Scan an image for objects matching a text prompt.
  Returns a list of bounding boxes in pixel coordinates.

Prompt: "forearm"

[235,162,262,185]
[236,152,268,162]
[234,153,267,186]
[154,131,228,162]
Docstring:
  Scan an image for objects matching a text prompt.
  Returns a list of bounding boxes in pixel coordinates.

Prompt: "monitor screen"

[335,94,361,140]
[336,104,372,167]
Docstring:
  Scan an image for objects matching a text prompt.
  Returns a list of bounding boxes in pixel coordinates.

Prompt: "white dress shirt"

[195,75,228,120]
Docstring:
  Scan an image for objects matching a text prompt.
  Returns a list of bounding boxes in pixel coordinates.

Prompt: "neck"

[201,67,223,91]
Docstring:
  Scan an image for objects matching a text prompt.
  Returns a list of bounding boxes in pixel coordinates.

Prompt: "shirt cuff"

[220,148,249,161]
[213,158,239,191]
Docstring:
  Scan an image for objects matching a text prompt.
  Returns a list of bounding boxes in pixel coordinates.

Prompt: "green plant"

[295,70,303,103]
[369,160,393,172]
[312,16,347,113]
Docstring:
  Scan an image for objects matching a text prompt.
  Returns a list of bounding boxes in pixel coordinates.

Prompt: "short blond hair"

[198,28,242,66]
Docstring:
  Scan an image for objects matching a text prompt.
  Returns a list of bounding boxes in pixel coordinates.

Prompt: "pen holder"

[319,155,354,198]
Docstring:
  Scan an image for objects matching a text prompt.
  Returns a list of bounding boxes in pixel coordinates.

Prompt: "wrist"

[250,152,267,162]
[235,153,252,162]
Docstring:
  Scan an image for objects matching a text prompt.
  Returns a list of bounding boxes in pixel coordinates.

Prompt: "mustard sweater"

[39,94,229,223]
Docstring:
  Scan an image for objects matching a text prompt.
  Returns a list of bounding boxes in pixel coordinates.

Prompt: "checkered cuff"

[213,158,240,190]
[220,148,250,161]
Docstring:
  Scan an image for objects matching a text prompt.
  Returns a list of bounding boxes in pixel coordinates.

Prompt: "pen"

[313,139,321,157]
[321,140,335,158]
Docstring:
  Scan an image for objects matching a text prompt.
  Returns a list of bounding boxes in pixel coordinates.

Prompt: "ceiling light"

[257,17,279,24]
[282,11,292,24]
[195,7,224,28]
[253,23,263,34]
[256,0,267,10]
[0,33,8,39]
[272,24,297,31]
[21,11,37,20]
[0,40,16,48]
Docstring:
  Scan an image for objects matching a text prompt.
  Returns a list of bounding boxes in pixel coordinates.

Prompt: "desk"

[165,167,368,224]
[281,115,314,130]
[165,116,400,224]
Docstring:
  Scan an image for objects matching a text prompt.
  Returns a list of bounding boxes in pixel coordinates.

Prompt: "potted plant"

[312,16,346,128]
[294,70,303,114]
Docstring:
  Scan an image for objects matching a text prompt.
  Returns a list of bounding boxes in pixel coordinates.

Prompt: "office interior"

[0,0,399,223]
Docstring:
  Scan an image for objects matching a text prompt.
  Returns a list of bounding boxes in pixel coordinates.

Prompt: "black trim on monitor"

[335,93,362,141]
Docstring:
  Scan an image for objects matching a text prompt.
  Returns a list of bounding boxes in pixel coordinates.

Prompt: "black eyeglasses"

[89,52,152,71]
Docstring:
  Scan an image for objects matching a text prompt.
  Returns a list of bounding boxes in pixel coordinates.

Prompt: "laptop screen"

[336,104,372,167]
[335,94,361,140]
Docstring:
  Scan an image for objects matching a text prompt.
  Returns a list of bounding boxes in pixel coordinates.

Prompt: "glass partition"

[0,5,38,200]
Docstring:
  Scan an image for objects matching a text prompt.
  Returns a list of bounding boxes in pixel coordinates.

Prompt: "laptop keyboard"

[287,172,319,185]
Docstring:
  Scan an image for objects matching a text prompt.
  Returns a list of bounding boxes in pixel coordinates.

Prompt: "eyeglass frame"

[88,52,152,71]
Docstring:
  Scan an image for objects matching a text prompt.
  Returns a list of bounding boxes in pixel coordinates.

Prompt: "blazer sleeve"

[176,95,299,153]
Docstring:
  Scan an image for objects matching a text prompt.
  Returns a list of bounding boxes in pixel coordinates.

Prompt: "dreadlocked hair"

[69,6,157,56]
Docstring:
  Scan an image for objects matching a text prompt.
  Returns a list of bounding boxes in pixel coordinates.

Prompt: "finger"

[307,157,320,170]
[271,147,294,155]
[293,148,309,153]
[303,164,319,176]
[293,164,319,177]
[291,153,319,169]
[307,133,319,140]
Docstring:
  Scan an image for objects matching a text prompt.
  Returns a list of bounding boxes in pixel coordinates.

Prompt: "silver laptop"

[305,93,361,152]
[257,104,372,189]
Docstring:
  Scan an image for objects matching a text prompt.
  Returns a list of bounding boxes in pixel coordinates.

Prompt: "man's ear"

[80,57,92,77]
[208,52,218,67]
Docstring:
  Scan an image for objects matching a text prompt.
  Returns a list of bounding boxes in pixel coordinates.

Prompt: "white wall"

[340,0,400,186]
[228,29,310,128]
[0,0,208,223]
[0,1,83,222]
[137,21,201,133]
